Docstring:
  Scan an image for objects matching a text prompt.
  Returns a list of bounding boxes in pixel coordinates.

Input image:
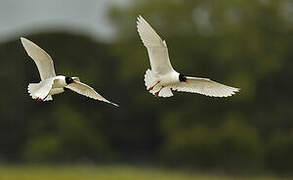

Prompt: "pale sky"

[0,0,129,43]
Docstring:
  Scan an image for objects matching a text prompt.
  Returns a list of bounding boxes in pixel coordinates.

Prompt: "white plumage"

[21,37,56,80]
[21,37,118,107]
[137,15,240,98]
[137,16,174,75]
[172,77,239,97]
[66,81,118,106]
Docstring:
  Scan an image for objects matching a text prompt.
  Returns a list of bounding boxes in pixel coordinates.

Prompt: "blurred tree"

[266,132,293,174]
[161,117,261,171]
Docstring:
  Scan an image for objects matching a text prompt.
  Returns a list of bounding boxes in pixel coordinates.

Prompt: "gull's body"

[21,37,118,106]
[137,15,240,98]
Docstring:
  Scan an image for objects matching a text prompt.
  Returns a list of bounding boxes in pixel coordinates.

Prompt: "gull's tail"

[28,83,53,101]
[28,83,39,99]
[144,69,156,90]
[144,69,173,97]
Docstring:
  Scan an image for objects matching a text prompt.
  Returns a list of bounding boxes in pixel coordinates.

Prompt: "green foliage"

[216,118,262,170]
[162,119,261,170]
[24,135,61,161]
[266,132,293,173]
[0,165,288,180]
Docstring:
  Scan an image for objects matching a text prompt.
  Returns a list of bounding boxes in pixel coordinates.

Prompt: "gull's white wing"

[66,81,119,107]
[172,77,240,97]
[28,78,55,100]
[137,15,174,75]
[21,37,56,80]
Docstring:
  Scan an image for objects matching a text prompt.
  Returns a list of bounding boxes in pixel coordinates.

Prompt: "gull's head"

[65,76,76,85]
[179,74,187,82]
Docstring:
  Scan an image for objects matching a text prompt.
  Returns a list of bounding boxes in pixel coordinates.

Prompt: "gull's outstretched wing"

[172,77,240,97]
[137,15,174,75]
[21,37,56,80]
[66,81,119,107]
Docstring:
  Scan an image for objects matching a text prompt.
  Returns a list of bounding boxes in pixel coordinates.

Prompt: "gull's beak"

[73,80,78,84]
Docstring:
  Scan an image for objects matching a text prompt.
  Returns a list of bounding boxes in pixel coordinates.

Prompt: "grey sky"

[0,0,128,43]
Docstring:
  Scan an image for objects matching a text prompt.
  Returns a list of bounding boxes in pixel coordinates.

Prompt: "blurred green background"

[0,0,293,178]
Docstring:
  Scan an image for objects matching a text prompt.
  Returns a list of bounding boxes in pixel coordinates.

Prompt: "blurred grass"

[0,165,290,180]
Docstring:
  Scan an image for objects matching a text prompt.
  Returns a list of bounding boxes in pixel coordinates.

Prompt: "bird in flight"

[21,37,118,107]
[136,15,240,98]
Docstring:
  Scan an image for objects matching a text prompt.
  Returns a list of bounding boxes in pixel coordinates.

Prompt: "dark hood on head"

[65,77,74,84]
[179,74,187,82]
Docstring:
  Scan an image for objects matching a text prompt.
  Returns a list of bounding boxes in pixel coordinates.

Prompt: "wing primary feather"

[172,77,239,97]
[136,15,175,75]
[66,81,119,107]
[21,37,56,80]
